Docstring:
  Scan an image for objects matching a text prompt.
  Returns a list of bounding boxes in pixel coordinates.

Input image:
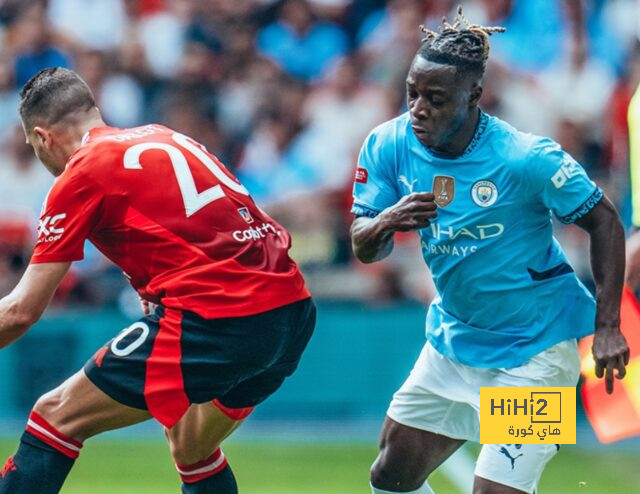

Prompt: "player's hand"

[625,230,640,289]
[379,192,438,232]
[592,327,630,394]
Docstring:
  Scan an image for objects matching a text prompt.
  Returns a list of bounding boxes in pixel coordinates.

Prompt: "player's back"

[32,124,310,318]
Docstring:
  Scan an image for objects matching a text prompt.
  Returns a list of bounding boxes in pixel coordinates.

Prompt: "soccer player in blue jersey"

[351,8,629,494]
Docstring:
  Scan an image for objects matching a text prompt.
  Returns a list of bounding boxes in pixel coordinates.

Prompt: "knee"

[32,388,65,425]
[32,385,87,442]
[370,444,426,491]
[167,429,219,466]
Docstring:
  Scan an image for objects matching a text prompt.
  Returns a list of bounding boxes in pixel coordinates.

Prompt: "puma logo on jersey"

[36,214,67,243]
[398,175,418,193]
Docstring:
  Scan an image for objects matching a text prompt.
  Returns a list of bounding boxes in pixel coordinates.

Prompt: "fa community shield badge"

[432,175,455,207]
[471,180,498,207]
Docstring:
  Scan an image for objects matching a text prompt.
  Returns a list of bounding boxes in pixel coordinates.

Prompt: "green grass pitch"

[1,439,639,493]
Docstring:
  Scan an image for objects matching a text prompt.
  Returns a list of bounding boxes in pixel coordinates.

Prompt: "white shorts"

[387,339,581,493]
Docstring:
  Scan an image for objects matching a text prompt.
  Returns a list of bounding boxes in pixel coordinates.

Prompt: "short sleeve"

[527,138,602,224]
[351,127,400,218]
[31,173,103,264]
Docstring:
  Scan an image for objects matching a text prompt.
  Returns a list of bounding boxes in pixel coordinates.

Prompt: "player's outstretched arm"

[0,262,70,349]
[575,197,629,394]
[351,192,437,264]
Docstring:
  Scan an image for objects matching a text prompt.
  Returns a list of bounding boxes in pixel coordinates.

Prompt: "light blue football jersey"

[352,111,601,368]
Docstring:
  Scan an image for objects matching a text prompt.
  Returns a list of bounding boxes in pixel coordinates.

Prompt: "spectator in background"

[0,55,19,142]
[0,126,53,224]
[74,49,144,128]
[134,0,189,79]
[0,126,53,298]
[48,0,128,52]
[301,55,394,190]
[356,0,429,101]
[257,0,348,81]
[6,1,72,87]
[538,0,616,172]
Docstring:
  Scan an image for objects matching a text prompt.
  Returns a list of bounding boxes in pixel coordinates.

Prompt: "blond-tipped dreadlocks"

[417,6,505,78]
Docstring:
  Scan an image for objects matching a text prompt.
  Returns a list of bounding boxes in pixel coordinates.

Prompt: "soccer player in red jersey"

[0,68,316,494]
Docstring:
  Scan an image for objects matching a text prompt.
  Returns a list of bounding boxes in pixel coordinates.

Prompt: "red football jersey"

[31,125,310,318]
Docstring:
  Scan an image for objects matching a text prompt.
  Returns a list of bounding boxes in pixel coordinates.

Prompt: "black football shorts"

[84,298,316,428]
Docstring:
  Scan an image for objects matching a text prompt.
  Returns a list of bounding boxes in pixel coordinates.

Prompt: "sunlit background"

[0,0,639,492]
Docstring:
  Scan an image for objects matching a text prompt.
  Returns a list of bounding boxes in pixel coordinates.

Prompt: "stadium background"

[0,0,639,492]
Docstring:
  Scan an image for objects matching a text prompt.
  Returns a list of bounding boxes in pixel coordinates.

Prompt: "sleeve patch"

[354,167,368,184]
[558,187,604,224]
[550,158,585,189]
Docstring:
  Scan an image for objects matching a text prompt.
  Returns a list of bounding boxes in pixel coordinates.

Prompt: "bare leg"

[33,370,152,441]
[0,370,152,494]
[165,402,246,465]
[370,416,465,492]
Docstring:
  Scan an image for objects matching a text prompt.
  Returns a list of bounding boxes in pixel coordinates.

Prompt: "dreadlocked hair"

[418,6,505,78]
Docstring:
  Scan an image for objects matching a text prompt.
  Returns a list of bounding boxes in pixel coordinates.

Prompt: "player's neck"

[429,107,480,158]
[61,115,107,162]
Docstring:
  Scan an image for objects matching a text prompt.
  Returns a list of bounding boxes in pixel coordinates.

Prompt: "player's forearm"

[579,198,626,329]
[350,215,395,264]
[0,294,36,349]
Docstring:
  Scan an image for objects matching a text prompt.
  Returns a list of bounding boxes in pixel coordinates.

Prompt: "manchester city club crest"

[432,175,455,207]
[471,180,498,207]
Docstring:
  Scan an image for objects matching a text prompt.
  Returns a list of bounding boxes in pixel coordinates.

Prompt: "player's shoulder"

[363,112,411,147]
[482,113,558,166]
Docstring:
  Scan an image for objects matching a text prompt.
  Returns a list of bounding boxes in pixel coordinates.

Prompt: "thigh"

[474,443,560,494]
[380,416,465,475]
[388,342,481,442]
[34,370,151,442]
[165,401,245,465]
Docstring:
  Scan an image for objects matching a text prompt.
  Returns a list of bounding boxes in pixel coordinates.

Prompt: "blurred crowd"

[0,0,639,309]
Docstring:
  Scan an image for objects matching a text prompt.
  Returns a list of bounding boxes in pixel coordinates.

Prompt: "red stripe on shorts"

[144,308,190,428]
[213,399,254,421]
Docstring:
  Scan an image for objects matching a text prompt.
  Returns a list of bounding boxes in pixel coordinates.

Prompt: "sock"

[0,411,82,494]
[370,480,435,494]
[176,448,237,493]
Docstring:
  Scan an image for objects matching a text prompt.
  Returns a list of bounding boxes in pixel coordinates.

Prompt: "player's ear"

[469,81,482,107]
[33,126,52,148]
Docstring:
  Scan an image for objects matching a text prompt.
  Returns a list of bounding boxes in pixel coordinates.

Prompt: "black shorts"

[84,298,316,428]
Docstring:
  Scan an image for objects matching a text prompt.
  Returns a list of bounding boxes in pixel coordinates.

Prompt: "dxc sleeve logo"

[37,214,67,243]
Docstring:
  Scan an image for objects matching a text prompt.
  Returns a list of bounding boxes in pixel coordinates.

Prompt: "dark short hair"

[417,6,505,80]
[19,67,96,130]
